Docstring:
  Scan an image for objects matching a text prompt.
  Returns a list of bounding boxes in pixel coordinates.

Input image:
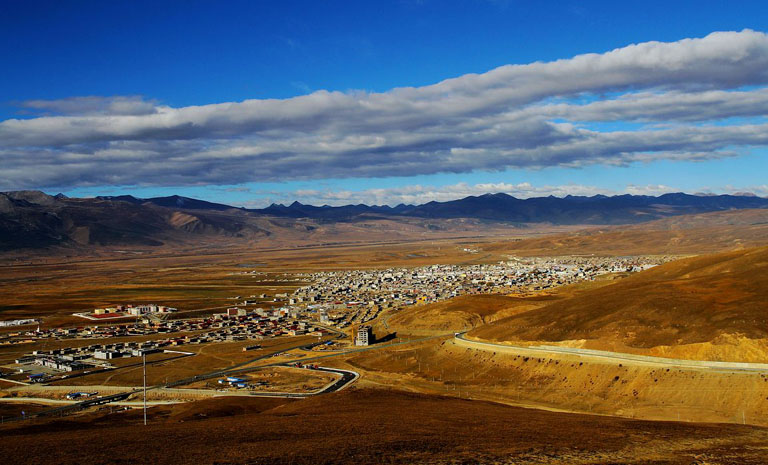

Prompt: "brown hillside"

[470,245,768,349]
[385,294,557,334]
[484,208,768,256]
[2,389,767,464]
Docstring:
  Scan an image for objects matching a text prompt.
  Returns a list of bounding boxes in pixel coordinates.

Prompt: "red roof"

[91,313,125,319]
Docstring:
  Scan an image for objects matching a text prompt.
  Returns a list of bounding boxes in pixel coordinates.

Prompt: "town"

[2,256,668,383]
[279,256,671,329]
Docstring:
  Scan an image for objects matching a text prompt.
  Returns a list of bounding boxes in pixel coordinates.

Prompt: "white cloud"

[3,30,768,188]
[18,96,159,116]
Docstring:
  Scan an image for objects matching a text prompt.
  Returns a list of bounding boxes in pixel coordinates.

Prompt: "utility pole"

[143,352,147,426]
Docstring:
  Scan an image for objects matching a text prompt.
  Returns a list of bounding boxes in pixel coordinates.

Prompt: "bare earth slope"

[470,245,768,351]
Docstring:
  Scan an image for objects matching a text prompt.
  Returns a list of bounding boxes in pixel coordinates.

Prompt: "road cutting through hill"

[455,333,768,374]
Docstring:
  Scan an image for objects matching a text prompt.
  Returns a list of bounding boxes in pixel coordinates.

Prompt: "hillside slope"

[470,245,768,350]
[3,389,766,465]
[385,294,558,335]
[4,190,768,254]
[0,191,268,251]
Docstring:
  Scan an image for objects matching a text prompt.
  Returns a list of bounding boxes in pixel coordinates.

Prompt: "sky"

[2,0,768,207]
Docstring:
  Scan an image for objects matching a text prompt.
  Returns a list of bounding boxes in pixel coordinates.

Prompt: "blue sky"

[2,0,768,206]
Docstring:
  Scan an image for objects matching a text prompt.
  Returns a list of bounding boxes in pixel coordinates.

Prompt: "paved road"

[2,366,360,415]
[314,367,359,394]
[9,326,440,422]
[164,366,358,398]
[226,333,448,378]
[454,333,768,374]
[15,327,346,421]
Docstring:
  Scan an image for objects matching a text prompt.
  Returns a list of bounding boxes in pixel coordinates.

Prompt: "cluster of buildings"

[32,354,93,372]
[0,318,37,328]
[5,255,672,380]
[12,308,327,376]
[9,306,320,344]
[78,303,178,320]
[281,256,668,330]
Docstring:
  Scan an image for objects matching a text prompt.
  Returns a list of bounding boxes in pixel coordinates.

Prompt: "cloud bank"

[3,30,768,189]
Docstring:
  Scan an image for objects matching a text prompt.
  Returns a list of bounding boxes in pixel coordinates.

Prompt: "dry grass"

[2,389,768,465]
[339,336,768,426]
[470,245,768,352]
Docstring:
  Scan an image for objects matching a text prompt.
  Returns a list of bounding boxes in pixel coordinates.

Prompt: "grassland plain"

[484,208,768,256]
[0,236,521,327]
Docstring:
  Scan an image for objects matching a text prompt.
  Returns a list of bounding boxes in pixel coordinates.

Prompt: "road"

[52,351,195,383]
[314,367,358,394]
[8,323,442,422]
[13,326,346,421]
[454,333,768,374]
[0,366,359,405]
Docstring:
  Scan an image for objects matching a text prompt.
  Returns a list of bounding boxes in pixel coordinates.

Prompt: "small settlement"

[5,306,326,383]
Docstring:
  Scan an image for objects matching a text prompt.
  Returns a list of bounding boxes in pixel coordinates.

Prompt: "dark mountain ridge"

[96,194,238,211]
[1,190,767,251]
[0,191,260,251]
[254,192,768,223]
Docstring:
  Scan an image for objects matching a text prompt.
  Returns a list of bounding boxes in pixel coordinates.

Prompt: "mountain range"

[93,191,768,223]
[2,190,768,251]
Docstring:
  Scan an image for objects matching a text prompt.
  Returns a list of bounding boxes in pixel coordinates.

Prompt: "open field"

[3,208,766,328]
[0,401,49,420]
[0,235,547,327]
[3,389,768,465]
[179,366,338,393]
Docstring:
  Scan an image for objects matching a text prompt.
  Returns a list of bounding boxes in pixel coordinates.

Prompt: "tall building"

[356,325,373,346]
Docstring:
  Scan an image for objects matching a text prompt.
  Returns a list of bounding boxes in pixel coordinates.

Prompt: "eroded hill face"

[469,245,768,352]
